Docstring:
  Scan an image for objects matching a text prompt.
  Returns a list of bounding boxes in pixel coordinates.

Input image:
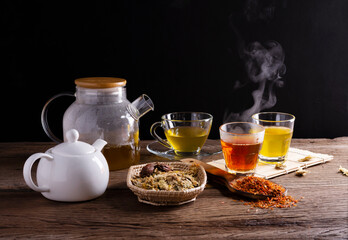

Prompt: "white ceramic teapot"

[23,129,109,202]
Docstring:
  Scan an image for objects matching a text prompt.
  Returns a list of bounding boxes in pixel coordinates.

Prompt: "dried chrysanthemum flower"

[338,166,348,176]
[275,162,286,170]
[295,167,309,176]
[298,156,312,162]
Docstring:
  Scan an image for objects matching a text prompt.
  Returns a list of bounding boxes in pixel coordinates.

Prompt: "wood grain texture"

[0,139,347,239]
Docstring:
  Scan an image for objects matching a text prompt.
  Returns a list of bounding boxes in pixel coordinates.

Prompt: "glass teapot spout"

[126,94,154,121]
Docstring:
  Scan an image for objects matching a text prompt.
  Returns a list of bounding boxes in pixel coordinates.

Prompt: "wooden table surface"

[1,139,347,239]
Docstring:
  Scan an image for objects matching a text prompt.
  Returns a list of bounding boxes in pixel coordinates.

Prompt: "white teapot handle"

[23,153,53,192]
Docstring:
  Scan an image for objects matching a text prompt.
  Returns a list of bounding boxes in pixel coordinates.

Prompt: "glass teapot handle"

[41,92,75,143]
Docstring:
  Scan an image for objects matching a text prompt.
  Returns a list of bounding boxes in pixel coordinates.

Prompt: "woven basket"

[127,162,207,206]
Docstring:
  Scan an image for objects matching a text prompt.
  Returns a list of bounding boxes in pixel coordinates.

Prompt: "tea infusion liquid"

[259,126,293,161]
[221,140,262,173]
[102,131,140,170]
[164,126,209,155]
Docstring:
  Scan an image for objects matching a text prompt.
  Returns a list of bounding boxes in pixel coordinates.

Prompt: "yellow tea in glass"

[164,126,209,153]
[252,112,295,163]
[260,126,293,158]
[150,112,213,156]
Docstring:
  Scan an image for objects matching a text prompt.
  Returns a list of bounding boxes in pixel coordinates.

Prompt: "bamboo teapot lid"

[75,77,127,89]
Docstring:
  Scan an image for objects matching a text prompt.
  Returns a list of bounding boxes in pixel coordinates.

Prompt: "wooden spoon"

[181,158,279,200]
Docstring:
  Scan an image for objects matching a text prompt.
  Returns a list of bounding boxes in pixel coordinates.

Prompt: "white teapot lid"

[52,129,95,156]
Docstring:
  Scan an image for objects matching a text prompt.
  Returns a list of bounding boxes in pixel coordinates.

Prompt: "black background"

[1,0,348,141]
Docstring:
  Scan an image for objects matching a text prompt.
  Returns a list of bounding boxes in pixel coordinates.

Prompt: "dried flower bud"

[140,163,156,177]
[140,163,173,177]
[339,166,348,176]
[298,156,312,162]
[275,162,286,170]
[155,164,172,172]
[295,167,309,176]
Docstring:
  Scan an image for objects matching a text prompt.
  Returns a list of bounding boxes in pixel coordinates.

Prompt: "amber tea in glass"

[221,138,262,173]
[219,122,265,174]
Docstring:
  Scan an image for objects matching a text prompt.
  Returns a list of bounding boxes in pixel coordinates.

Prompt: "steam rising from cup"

[224,40,286,122]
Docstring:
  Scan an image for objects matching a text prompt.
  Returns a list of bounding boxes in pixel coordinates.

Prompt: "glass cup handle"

[150,122,172,149]
[41,92,75,143]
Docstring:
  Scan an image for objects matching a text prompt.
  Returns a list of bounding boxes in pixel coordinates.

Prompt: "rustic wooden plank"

[0,186,346,239]
[0,139,347,239]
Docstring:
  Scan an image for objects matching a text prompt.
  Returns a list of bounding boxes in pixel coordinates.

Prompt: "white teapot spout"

[92,139,107,152]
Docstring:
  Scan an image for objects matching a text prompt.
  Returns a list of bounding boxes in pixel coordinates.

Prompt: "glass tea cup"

[252,112,295,164]
[219,122,265,175]
[150,112,213,156]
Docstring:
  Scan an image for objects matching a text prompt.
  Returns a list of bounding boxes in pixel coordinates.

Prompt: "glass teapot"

[41,77,154,170]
